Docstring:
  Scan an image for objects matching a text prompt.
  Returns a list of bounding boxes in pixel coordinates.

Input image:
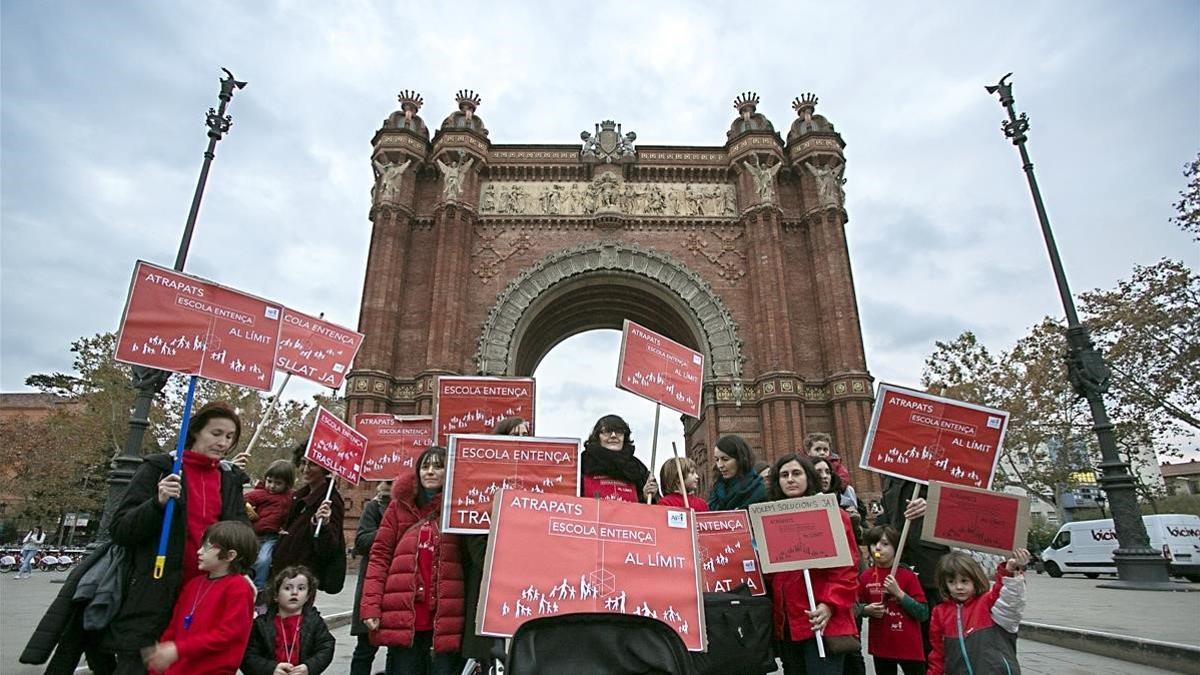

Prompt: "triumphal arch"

[345,89,878,493]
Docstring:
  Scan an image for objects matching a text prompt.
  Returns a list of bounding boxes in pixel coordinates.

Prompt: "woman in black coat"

[349,480,392,675]
[105,402,251,674]
[270,443,346,594]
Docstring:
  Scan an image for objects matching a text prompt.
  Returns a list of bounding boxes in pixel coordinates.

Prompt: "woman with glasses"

[581,414,657,503]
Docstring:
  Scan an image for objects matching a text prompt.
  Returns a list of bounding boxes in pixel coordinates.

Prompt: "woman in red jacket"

[360,446,465,675]
[766,452,860,675]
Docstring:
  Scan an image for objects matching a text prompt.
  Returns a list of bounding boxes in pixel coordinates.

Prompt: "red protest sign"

[354,414,433,481]
[922,481,1031,557]
[434,376,536,447]
[748,494,854,573]
[616,320,704,418]
[858,383,1009,489]
[443,435,581,534]
[277,309,364,389]
[115,261,282,391]
[304,407,368,485]
[695,511,765,595]
[480,490,706,651]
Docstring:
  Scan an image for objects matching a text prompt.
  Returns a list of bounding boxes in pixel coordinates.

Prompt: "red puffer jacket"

[768,509,861,642]
[359,476,464,652]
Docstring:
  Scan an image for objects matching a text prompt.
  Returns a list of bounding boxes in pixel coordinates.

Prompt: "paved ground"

[3,569,1196,674]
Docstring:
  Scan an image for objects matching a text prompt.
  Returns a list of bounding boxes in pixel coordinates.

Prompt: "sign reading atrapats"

[434,376,536,447]
[616,320,704,419]
[858,383,1010,489]
[443,434,581,534]
[479,490,706,651]
[305,406,368,485]
[277,309,364,389]
[695,511,765,595]
[115,261,282,391]
[354,414,433,481]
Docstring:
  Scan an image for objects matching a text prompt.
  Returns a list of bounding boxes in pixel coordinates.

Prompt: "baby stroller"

[502,613,697,675]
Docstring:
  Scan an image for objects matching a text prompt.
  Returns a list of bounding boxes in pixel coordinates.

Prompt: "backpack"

[690,589,775,675]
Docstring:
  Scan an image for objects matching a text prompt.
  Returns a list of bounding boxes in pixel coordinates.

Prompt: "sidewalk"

[3,570,1197,674]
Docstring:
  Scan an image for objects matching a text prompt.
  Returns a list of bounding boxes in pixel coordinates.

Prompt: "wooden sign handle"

[890,483,924,577]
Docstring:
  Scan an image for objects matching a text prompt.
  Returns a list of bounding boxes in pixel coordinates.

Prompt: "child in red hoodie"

[245,459,295,590]
[144,521,258,675]
[657,457,708,511]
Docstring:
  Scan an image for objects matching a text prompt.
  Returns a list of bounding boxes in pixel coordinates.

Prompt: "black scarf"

[581,441,650,489]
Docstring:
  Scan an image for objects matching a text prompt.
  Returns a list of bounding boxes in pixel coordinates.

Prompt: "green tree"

[1172,152,1200,241]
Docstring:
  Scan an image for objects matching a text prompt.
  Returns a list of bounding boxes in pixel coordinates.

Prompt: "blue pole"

[153,375,199,579]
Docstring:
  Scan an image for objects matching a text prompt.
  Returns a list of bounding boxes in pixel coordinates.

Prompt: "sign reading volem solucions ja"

[747,493,854,573]
[615,319,704,419]
[354,414,433,481]
[114,260,283,391]
[434,376,536,447]
[479,490,706,651]
[858,383,1009,489]
[443,434,581,534]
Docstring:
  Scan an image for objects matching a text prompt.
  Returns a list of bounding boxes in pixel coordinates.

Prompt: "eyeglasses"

[599,429,624,437]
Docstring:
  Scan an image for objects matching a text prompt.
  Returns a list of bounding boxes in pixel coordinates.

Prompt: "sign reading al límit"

[858,383,1009,489]
[115,261,282,391]
[305,407,368,485]
[922,481,1030,557]
[443,434,581,534]
[354,414,433,481]
[480,490,706,651]
[434,376,536,447]
[748,494,854,573]
[695,510,765,595]
[277,309,364,389]
[616,320,703,419]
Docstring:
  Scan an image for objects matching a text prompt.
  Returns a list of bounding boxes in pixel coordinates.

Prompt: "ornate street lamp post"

[986,74,1174,589]
[94,69,247,543]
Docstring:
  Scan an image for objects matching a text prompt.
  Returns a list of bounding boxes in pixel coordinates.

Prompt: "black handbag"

[691,589,775,675]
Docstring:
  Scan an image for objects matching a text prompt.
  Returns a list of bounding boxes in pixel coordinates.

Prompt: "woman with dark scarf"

[580,414,657,503]
[708,435,767,510]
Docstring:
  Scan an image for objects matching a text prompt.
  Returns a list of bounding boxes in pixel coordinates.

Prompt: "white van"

[1040,514,1200,581]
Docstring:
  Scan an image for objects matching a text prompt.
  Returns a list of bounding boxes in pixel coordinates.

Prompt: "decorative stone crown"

[456,89,482,114]
[398,89,424,115]
[442,89,488,136]
[787,91,837,144]
[734,91,760,117]
[727,91,774,141]
[381,88,428,138]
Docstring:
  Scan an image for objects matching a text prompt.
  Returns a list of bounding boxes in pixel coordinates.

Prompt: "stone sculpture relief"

[742,157,782,203]
[371,157,411,203]
[435,152,475,201]
[804,160,846,207]
[479,175,737,218]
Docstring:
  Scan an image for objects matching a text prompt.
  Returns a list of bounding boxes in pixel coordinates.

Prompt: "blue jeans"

[19,547,37,576]
[254,535,277,589]
[388,630,462,675]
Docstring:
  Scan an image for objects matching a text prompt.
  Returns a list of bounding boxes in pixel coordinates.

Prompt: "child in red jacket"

[245,459,295,590]
[859,526,928,675]
[928,549,1030,675]
[657,457,708,510]
[144,521,258,674]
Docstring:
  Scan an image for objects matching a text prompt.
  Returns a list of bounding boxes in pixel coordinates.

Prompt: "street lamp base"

[1096,580,1199,592]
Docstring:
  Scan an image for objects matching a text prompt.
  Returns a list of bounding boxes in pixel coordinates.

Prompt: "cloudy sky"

[2,2,1196,473]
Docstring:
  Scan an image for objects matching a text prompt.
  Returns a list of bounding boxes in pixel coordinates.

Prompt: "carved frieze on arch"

[475,242,744,380]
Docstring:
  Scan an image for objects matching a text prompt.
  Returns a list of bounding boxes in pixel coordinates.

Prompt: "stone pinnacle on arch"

[381,88,429,138]
[442,89,488,136]
[397,89,424,119]
[727,91,775,140]
[787,92,838,143]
